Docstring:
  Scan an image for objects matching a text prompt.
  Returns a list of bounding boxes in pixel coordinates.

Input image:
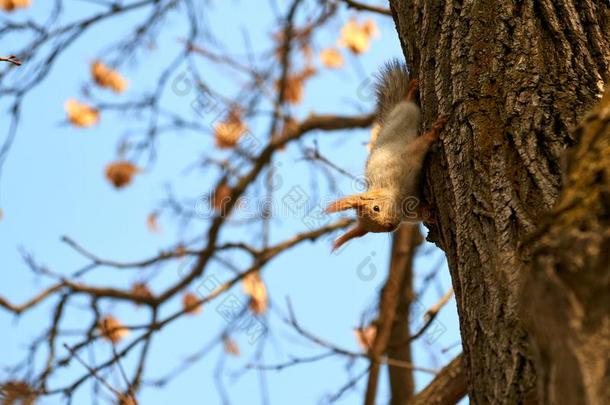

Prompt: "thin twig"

[410,288,454,342]
[0,55,22,66]
[338,0,391,15]
[63,344,122,398]
[285,299,437,374]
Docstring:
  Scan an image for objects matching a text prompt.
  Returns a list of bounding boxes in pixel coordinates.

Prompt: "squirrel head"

[326,189,401,250]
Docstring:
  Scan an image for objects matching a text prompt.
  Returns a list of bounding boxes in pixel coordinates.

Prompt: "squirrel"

[326,60,446,250]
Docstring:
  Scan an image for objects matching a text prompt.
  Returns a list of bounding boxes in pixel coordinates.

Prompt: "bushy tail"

[374,59,411,126]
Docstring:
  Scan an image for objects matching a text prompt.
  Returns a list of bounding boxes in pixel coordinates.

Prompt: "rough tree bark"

[411,353,467,405]
[388,1,610,403]
[523,89,610,405]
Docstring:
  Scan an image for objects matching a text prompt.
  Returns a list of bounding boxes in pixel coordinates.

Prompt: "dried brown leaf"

[320,48,344,68]
[242,271,268,314]
[338,19,379,54]
[146,212,161,233]
[214,110,247,149]
[65,99,99,128]
[0,0,31,12]
[363,19,380,38]
[223,336,240,356]
[98,315,129,343]
[131,282,153,301]
[354,324,377,351]
[1,380,36,405]
[182,292,202,315]
[91,61,128,93]
[105,161,140,189]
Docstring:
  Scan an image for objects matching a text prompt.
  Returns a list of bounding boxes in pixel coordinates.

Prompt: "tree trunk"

[388,1,610,403]
[364,224,420,405]
[386,224,421,404]
[523,89,610,405]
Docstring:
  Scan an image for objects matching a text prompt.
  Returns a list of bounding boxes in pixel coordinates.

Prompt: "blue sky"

[0,1,461,404]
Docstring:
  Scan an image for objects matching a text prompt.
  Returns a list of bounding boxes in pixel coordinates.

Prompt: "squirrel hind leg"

[407,115,447,155]
[417,203,436,224]
[431,116,447,134]
[423,115,448,143]
[406,79,419,101]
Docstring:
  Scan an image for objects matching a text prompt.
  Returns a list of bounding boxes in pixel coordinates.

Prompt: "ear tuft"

[331,225,368,251]
[325,195,361,213]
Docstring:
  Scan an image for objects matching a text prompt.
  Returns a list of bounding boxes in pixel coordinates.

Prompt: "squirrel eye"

[373,205,380,212]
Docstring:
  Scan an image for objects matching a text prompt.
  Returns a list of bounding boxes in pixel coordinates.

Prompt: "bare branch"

[338,0,392,16]
[285,299,437,374]
[0,285,63,314]
[0,55,22,66]
[410,287,454,342]
[386,224,422,403]
[410,354,467,405]
[364,223,420,405]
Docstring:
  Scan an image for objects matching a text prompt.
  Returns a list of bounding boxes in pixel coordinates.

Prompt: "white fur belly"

[365,143,404,189]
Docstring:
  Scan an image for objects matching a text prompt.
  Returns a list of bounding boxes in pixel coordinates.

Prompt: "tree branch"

[387,224,421,404]
[410,354,467,405]
[0,55,21,66]
[364,223,420,405]
[338,0,392,16]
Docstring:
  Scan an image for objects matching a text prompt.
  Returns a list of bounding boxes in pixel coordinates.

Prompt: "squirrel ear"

[325,194,364,213]
[332,225,368,251]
